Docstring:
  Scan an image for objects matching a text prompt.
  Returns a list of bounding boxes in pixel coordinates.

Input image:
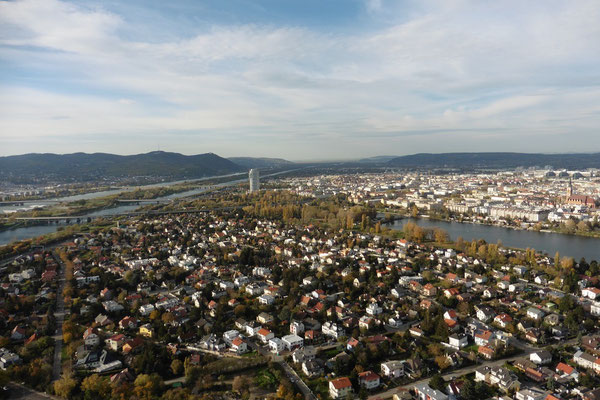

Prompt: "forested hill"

[0,151,244,183]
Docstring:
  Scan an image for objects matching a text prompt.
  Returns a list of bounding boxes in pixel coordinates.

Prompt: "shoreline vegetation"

[377,206,600,240]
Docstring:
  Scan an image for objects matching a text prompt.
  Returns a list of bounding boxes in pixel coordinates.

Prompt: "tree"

[434,228,449,243]
[171,359,183,376]
[81,374,111,400]
[435,355,451,371]
[429,374,445,392]
[561,257,574,270]
[53,375,78,399]
[134,374,163,400]
[577,221,591,233]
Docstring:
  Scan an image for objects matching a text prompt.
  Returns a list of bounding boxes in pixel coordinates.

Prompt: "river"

[386,218,600,262]
[0,168,306,246]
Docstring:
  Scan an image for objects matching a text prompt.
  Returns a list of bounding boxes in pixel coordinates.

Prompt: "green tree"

[429,374,445,392]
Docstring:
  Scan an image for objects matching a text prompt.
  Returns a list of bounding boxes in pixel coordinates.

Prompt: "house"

[223,330,240,345]
[526,307,545,320]
[475,366,520,392]
[83,327,100,348]
[106,334,126,351]
[95,314,112,327]
[230,337,247,354]
[290,321,305,335]
[75,349,108,370]
[476,306,495,322]
[139,324,154,338]
[448,334,468,349]
[258,294,275,306]
[515,388,546,400]
[494,313,513,328]
[366,303,383,315]
[11,326,27,341]
[582,287,600,300]
[292,346,316,364]
[474,330,494,346]
[329,377,353,399]
[555,362,578,380]
[102,300,124,313]
[122,337,143,354]
[257,312,274,324]
[322,322,344,339]
[413,382,448,400]
[256,328,274,343]
[530,350,552,365]
[282,334,303,351]
[422,283,437,297]
[139,304,155,316]
[574,350,596,370]
[199,334,225,351]
[478,345,495,359]
[381,360,404,378]
[358,371,380,390]
[302,359,323,378]
[119,316,137,330]
[0,349,21,370]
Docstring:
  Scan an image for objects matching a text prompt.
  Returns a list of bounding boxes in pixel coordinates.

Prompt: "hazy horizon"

[2,0,600,159]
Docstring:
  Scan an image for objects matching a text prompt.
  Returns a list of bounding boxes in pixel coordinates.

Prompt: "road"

[277,359,317,400]
[51,251,68,382]
[246,339,319,400]
[7,383,60,400]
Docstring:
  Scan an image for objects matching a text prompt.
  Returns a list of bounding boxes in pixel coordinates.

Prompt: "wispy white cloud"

[1,0,600,159]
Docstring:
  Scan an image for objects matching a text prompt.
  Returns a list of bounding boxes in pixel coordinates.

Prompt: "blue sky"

[1,0,600,160]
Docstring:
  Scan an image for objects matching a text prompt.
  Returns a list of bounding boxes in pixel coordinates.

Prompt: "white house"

[380,360,404,378]
[258,294,275,305]
[366,303,383,316]
[448,334,468,350]
[530,350,552,365]
[322,322,344,339]
[139,304,155,316]
[526,307,545,320]
[413,383,448,400]
[269,338,284,354]
[290,321,305,335]
[282,334,304,351]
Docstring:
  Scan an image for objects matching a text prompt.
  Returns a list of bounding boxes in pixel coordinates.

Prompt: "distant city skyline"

[2,0,600,160]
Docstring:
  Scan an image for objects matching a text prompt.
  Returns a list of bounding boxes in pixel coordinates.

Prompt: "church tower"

[566,177,573,198]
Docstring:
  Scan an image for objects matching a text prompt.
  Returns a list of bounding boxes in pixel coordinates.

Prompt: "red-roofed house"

[329,377,353,399]
[358,371,380,390]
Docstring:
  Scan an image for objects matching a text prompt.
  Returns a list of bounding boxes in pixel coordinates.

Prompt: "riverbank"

[384,216,600,261]
[378,207,600,240]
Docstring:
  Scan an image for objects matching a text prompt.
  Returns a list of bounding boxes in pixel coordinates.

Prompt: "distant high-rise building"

[249,169,260,192]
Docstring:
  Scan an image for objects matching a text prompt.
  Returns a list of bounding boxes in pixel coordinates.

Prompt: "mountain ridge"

[0,151,244,183]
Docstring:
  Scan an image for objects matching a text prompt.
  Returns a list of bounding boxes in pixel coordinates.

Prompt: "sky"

[1,0,600,161]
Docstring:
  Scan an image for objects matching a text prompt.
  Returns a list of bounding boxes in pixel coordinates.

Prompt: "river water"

[0,184,233,246]
[0,169,303,246]
[386,218,600,262]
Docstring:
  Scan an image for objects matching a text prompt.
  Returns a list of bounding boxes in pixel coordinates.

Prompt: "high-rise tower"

[249,169,260,192]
